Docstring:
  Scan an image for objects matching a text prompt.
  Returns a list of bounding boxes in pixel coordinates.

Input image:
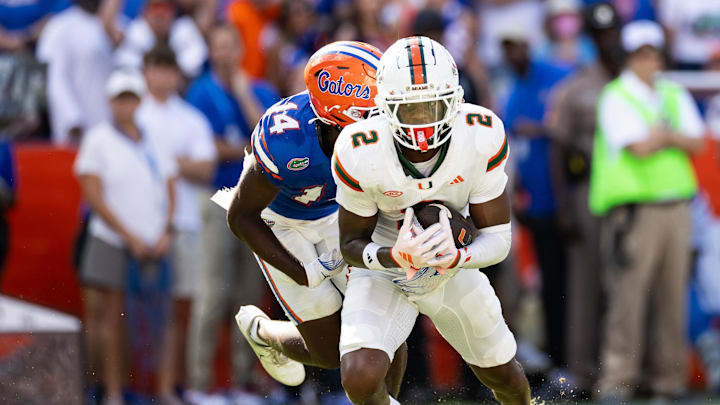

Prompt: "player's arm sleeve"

[457,223,512,269]
[469,115,509,205]
[250,121,285,186]
[331,150,378,218]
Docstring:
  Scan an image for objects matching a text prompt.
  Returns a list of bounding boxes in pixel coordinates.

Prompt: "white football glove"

[390,208,446,274]
[304,249,346,289]
[425,210,465,271]
[392,265,460,301]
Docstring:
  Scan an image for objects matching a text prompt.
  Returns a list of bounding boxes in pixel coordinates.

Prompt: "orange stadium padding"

[0,144,83,317]
[692,136,720,215]
[0,144,270,392]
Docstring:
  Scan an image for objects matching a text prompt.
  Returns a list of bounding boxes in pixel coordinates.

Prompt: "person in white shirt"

[36,0,114,145]
[591,20,705,402]
[75,69,177,405]
[113,0,207,78]
[136,45,216,405]
[657,0,720,69]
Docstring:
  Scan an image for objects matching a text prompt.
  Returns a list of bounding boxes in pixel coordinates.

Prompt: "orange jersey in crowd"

[227,0,280,78]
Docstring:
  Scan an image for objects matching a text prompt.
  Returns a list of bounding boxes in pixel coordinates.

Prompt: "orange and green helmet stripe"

[406,36,427,85]
[487,135,508,171]
[333,156,362,192]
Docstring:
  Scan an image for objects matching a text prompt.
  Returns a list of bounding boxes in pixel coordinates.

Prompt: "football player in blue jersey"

[219,42,406,402]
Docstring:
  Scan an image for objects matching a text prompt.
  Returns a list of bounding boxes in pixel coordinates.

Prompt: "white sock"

[249,317,269,347]
[388,396,400,405]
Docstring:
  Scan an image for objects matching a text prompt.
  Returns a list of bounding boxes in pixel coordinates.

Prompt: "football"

[412,201,477,248]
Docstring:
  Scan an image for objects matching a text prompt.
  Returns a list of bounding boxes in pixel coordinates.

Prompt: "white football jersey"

[332,103,509,248]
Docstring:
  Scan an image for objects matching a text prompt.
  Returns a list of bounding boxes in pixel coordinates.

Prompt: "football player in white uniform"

[332,36,531,404]
[222,41,406,401]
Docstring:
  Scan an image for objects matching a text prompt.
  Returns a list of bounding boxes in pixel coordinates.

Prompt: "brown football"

[412,201,477,248]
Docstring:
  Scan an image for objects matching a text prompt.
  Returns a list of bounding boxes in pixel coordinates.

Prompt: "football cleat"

[235,305,305,386]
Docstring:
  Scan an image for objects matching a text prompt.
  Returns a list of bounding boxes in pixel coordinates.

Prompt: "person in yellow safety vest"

[590,20,705,403]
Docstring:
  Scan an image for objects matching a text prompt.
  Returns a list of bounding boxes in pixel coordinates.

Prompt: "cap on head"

[304,41,382,128]
[106,69,146,99]
[499,24,530,45]
[584,1,620,31]
[622,20,665,53]
[547,0,580,17]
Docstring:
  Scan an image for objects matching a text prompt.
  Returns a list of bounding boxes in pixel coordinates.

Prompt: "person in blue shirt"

[183,25,280,402]
[0,0,70,51]
[221,41,405,402]
[0,140,15,282]
[186,25,279,195]
[501,31,572,370]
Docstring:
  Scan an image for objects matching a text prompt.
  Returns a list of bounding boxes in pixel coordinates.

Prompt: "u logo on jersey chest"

[417,180,433,190]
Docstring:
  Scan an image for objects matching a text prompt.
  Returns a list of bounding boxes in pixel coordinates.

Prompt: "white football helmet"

[375,36,464,152]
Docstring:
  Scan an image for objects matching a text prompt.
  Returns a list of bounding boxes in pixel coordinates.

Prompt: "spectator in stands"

[75,69,177,405]
[184,24,279,405]
[174,0,218,37]
[479,0,546,70]
[0,0,68,140]
[112,0,207,78]
[136,45,217,405]
[0,0,68,52]
[538,0,596,68]
[501,25,572,370]
[706,53,720,142]
[36,0,114,145]
[226,0,281,79]
[546,2,622,395]
[582,0,656,22]
[691,59,720,390]
[411,7,492,107]
[590,20,705,402]
[658,0,720,70]
[0,140,15,282]
[264,0,320,96]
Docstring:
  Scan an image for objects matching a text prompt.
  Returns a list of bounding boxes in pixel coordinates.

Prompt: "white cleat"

[235,305,305,386]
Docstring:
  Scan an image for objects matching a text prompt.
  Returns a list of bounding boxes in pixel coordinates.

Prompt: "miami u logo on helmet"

[317,71,371,100]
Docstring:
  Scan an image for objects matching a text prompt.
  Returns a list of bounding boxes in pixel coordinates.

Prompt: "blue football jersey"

[251,91,338,220]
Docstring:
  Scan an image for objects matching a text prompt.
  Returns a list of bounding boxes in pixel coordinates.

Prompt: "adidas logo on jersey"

[317,71,371,100]
[449,175,465,185]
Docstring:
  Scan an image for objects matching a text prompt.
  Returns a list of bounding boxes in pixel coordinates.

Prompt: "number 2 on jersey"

[351,130,378,148]
[466,113,493,128]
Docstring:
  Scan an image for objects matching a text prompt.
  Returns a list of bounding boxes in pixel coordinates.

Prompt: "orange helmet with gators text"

[304,41,382,128]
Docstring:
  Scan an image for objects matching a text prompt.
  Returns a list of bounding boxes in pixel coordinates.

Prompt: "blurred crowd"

[1,0,720,404]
